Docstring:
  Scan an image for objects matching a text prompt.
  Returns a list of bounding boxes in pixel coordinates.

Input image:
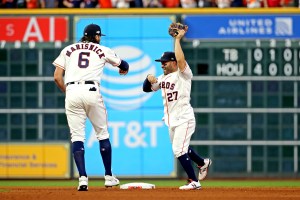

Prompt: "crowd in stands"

[0,0,298,9]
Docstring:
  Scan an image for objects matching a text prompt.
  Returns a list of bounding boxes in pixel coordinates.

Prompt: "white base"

[120,182,155,189]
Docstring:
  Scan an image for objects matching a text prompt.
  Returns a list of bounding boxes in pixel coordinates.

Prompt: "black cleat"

[77,176,88,191]
[78,185,88,191]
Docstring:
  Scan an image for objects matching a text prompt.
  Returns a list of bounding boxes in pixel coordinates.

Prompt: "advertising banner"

[184,15,300,40]
[0,143,70,178]
[74,16,175,177]
[0,17,68,42]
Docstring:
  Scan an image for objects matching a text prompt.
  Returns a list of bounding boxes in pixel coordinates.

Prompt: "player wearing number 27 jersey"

[151,55,194,127]
[143,27,211,190]
[53,24,129,191]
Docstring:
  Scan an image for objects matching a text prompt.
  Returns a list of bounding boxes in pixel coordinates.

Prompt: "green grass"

[0,179,300,187]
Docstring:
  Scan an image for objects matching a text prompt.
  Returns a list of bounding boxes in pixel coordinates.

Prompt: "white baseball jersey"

[52,42,122,142]
[53,42,121,84]
[152,63,195,127]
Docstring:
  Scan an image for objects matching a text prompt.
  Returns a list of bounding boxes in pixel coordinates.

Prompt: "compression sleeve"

[118,60,129,71]
[143,77,152,92]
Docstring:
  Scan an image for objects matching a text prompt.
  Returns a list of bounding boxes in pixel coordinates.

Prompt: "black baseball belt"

[66,81,95,86]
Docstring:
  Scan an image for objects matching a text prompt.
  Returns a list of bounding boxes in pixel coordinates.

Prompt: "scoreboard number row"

[253,48,295,62]
[253,48,299,76]
[253,63,295,76]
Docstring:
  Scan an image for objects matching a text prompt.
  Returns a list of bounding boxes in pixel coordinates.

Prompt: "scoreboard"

[186,40,299,76]
[220,42,298,77]
[187,40,299,110]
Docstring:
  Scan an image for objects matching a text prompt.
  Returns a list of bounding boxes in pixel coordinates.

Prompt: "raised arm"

[174,28,188,72]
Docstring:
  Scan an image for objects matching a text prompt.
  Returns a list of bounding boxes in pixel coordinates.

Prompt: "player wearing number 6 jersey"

[53,23,129,191]
[143,27,211,190]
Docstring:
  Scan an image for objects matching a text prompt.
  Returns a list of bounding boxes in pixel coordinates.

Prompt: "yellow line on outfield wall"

[0,8,300,15]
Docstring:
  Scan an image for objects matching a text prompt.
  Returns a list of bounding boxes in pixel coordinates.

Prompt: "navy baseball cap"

[84,24,105,36]
[155,52,176,62]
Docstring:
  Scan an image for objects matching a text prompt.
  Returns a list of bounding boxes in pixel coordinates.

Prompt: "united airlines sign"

[184,15,300,40]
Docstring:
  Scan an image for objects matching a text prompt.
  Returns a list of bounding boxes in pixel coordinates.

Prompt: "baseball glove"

[168,22,188,37]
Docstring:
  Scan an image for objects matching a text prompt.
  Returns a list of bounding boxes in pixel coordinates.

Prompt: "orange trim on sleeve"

[53,62,65,70]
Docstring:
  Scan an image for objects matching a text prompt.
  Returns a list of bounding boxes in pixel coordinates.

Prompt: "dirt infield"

[1,187,300,200]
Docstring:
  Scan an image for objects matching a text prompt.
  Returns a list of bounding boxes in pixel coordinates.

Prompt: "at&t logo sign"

[101,46,156,110]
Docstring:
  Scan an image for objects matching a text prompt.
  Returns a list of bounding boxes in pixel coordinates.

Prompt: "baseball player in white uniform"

[143,27,211,190]
[53,24,129,191]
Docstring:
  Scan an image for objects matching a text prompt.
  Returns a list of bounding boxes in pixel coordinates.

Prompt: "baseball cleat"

[198,158,212,181]
[179,179,201,190]
[104,175,120,187]
[77,176,88,191]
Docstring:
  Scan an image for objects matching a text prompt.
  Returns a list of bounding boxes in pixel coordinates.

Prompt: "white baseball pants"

[169,119,196,158]
[65,84,109,142]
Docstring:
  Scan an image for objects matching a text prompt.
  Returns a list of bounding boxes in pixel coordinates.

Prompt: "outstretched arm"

[174,28,188,72]
[118,60,129,75]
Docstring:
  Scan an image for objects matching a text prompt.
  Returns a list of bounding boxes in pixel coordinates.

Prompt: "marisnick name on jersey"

[66,43,105,59]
